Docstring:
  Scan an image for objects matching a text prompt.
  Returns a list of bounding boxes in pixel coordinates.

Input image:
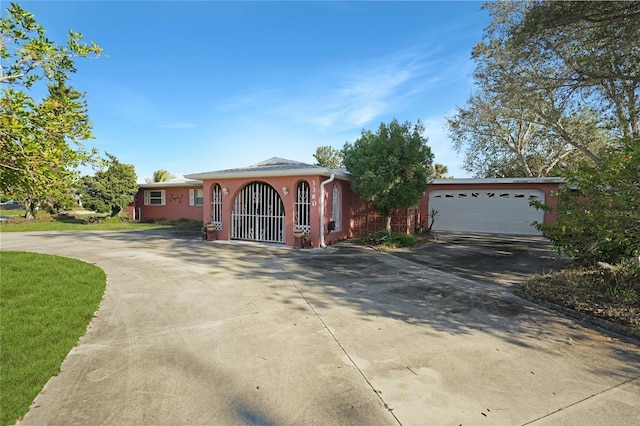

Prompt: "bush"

[357,228,417,249]
[534,137,639,265]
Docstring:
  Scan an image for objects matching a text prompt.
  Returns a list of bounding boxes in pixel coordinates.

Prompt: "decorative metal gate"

[295,180,310,232]
[231,181,285,243]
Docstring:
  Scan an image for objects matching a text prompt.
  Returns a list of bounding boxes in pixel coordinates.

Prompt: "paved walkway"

[2,231,639,425]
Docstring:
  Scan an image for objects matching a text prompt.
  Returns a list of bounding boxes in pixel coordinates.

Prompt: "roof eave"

[431,177,564,185]
[138,180,203,188]
[185,168,350,180]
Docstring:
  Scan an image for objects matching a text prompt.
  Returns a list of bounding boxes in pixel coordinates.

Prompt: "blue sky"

[17,1,490,182]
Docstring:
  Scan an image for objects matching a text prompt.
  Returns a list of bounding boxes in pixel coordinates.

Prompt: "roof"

[431,177,564,185]
[138,178,203,188]
[185,157,350,180]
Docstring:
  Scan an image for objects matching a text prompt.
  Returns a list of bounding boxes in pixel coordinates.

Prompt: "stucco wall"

[134,186,203,222]
[201,175,350,248]
[132,178,562,245]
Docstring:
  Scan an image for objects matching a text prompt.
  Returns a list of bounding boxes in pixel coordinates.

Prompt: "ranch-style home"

[131,157,561,248]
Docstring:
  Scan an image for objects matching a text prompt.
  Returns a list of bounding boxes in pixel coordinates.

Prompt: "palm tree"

[430,163,450,179]
[150,169,175,183]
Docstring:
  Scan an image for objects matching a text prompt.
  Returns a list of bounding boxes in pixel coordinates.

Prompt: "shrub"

[357,228,417,248]
[533,137,640,265]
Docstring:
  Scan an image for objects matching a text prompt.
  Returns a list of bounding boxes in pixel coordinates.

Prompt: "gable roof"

[185,157,350,180]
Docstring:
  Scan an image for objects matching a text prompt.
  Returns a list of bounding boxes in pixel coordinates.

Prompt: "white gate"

[231,181,285,243]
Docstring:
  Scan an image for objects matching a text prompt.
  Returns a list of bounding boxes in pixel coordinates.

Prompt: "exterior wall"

[134,186,203,222]
[322,178,351,246]
[420,181,560,230]
[131,176,562,245]
[201,175,352,248]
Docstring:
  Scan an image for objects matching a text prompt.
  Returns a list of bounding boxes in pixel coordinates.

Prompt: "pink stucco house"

[132,157,561,248]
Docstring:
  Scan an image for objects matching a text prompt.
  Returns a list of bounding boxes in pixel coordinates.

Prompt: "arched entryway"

[231,181,285,243]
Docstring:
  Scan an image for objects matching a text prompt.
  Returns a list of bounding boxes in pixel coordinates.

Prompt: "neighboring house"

[131,157,562,248]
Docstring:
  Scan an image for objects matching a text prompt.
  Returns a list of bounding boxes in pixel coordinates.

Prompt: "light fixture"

[282,186,288,195]
[222,187,228,195]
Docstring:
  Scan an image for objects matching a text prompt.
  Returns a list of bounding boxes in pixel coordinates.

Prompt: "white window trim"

[144,190,165,206]
[189,189,204,206]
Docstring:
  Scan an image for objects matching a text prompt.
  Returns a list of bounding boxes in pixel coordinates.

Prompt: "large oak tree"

[448,1,638,178]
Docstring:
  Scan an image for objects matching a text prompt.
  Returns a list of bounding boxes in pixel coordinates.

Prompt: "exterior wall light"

[282,186,288,195]
[222,187,228,195]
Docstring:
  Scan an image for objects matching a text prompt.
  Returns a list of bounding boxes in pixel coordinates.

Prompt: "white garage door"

[429,189,545,235]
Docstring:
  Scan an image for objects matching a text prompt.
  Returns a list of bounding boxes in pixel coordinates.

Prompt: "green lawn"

[0,252,107,425]
[0,216,202,232]
[0,208,26,217]
[0,220,174,232]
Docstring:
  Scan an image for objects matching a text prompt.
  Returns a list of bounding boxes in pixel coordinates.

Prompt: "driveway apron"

[2,231,639,425]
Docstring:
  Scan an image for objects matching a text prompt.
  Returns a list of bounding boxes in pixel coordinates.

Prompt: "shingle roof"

[184,157,350,180]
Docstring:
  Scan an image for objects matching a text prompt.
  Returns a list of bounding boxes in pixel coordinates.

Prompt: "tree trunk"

[23,198,34,219]
[385,215,392,232]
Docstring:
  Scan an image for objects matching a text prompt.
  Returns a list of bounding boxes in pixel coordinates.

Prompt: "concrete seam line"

[521,375,640,425]
[272,256,403,425]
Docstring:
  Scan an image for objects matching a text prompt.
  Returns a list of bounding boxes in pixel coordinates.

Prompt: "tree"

[80,154,138,217]
[342,119,434,231]
[313,146,344,168]
[515,1,640,138]
[448,0,636,177]
[533,137,640,265]
[146,169,175,183]
[0,2,102,218]
[447,91,606,177]
[429,163,450,179]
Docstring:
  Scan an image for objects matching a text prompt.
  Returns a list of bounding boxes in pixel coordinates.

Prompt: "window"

[144,190,165,206]
[295,181,310,232]
[189,188,204,206]
[211,184,222,230]
[332,184,341,231]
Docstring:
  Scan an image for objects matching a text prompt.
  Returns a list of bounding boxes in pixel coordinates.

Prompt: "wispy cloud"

[286,47,447,132]
[214,46,446,134]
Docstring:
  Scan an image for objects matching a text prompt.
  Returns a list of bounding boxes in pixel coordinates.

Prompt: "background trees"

[80,154,138,217]
[313,146,344,168]
[342,119,433,231]
[447,0,638,178]
[146,169,176,183]
[429,163,450,179]
[0,3,101,217]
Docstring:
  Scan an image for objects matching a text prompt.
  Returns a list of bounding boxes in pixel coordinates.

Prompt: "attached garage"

[425,178,562,236]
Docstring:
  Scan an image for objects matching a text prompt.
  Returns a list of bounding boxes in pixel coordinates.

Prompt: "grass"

[521,261,640,335]
[0,208,26,217]
[0,214,203,232]
[0,252,107,425]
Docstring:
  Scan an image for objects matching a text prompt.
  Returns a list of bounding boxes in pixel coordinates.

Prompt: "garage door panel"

[429,189,544,235]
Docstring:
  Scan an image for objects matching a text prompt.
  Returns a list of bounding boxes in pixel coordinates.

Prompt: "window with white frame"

[331,184,341,231]
[189,188,204,206]
[211,184,222,230]
[144,190,165,206]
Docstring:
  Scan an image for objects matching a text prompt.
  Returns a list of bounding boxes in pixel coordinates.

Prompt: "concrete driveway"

[2,230,639,425]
